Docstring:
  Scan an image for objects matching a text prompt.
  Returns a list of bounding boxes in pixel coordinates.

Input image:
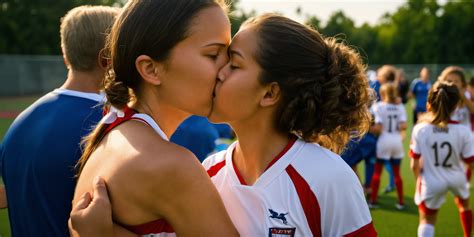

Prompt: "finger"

[92,176,110,207]
[72,192,92,211]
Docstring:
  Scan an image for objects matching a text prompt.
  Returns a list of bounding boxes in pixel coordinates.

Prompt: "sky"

[237,0,411,26]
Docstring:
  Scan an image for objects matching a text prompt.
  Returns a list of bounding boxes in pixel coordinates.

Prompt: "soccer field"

[0,97,471,236]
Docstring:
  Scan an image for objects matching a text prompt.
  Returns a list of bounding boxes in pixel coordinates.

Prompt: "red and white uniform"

[451,91,472,129]
[372,102,406,159]
[410,121,474,209]
[203,138,376,237]
[100,108,175,237]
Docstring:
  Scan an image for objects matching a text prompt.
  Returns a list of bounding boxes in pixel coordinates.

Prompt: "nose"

[217,63,228,82]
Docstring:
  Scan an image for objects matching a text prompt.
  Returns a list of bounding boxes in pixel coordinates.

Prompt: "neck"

[230,115,291,185]
[61,69,103,93]
[132,87,189,139]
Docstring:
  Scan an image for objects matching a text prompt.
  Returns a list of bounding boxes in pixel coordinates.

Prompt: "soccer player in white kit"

[438,66,474,187]
[409,81,474,237]
[70,14,377,237]
[202,14,376,237]
[369,83,407,209]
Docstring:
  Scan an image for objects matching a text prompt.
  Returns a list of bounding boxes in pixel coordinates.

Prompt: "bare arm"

[410,158,421,180]
[0,185,6,209]
[69,177,140,237]
[140,149,238,236]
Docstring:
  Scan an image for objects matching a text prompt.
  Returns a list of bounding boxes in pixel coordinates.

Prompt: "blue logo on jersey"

[269,209,289,225]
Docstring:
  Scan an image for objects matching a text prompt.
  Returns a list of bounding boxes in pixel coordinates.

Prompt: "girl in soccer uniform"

[71,13,377,237]
[369,83,407,209]
[438,66,474,187]
[70,0,238,236]
[201,14,376,236]
[410,81,474,237]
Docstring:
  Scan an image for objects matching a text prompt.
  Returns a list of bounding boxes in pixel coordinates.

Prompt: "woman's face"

[156,6,231,117]
[209,27,267,124]
[445,73,463,90]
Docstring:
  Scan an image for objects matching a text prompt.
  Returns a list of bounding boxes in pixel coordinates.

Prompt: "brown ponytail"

[380,83,399,104]
[427,81,460,127]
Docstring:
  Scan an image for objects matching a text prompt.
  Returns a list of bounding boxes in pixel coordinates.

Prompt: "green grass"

[0,97,471,236]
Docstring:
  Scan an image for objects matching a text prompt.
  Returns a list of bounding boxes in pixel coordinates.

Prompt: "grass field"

[0,96,471,236]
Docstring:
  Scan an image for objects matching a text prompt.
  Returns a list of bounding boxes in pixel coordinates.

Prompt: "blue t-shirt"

[0,89,103,237]
[410,78,431,112]
[170,116,219,162]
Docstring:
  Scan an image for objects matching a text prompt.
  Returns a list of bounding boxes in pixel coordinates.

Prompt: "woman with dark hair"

[71,0,238,236]
[72,13,377,237]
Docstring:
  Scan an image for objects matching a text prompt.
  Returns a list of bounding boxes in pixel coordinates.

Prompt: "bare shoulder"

[107,119,205,187]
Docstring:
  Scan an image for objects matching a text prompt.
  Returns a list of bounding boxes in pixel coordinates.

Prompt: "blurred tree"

[228,0,254,36]
[0,0,118,54]
[305,15,321,31]
[322,10,355,38]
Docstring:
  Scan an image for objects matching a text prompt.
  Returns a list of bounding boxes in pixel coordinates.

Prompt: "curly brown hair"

[242,14,373,153]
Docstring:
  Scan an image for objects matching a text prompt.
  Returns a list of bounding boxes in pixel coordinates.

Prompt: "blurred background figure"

[409,67,432,124]
[397,69,410,104]
[171,116,235,162]
[0,6,118,237]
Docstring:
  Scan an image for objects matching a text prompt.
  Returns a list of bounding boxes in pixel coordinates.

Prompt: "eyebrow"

[229,49,244,59]
[202,43,228,48]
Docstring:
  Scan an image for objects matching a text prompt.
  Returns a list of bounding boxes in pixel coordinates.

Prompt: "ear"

[135,55,163,86]
[98,48,109,70]
[426,102,431,112]
[260,82,281,107]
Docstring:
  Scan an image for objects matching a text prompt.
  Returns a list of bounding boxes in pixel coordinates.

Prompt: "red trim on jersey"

[103,107,142,135]
[448,120,459,124]
[286,165,322,237]
[264,137,297,171]
[418,201,438,215]
[232,137,297,185]
[471,114,474,131]
[123,219,174,235]
[232,152,248,185]
[409,149,421,160]
[463,156,474,163]
[343,221,377,237]
[207,160,226,178]
[101,107,174,235]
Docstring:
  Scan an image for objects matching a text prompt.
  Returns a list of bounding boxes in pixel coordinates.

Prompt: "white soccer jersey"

[373,102,407,159]
[410,122,474,209]
[203,139,376,237]
[451,92,472,128]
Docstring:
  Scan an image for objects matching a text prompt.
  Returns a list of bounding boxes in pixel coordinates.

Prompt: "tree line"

[0,0,472,64]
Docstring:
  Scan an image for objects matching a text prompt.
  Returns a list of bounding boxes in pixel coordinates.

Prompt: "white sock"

[418,223,435,237]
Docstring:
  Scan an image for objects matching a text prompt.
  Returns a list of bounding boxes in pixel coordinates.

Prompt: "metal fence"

[0,55,67,97]
[0,55,473,97]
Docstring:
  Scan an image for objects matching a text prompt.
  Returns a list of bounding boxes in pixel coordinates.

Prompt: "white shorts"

[376,134,404,160]
[414,174,469,209]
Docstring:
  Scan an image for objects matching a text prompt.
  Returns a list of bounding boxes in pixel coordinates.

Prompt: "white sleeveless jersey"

[203,139,375,237]
[410,122,474,207]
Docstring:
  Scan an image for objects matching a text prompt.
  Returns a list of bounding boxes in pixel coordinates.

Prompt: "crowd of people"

[0,1,473,237]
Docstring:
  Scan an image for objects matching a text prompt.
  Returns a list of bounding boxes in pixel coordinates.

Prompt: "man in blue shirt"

[0,6,118,236]
[409,67,431,123]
